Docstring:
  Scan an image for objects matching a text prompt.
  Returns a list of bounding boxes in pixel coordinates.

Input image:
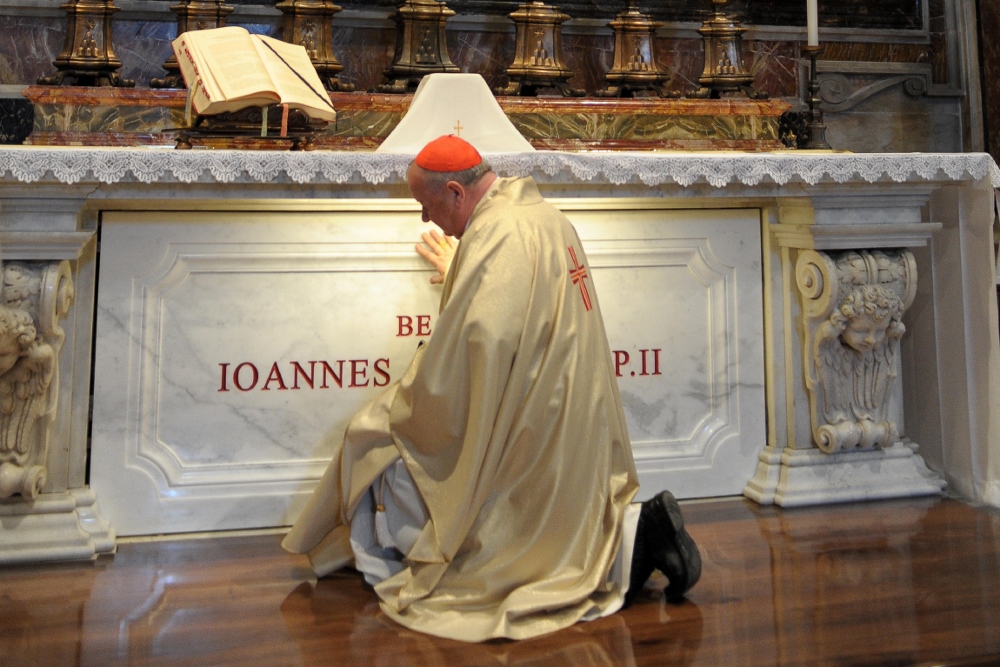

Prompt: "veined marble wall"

[0,0,982,153]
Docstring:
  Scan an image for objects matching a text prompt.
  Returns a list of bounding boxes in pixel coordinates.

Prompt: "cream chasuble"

[282,176,639,642]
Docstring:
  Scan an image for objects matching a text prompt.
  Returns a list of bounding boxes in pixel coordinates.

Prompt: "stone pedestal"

[744,195,950,506]
[0,489,115,564]
[0,224,115,564]
[746,442,945,507]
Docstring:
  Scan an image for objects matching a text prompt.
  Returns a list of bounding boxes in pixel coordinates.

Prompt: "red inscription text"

[219,358,390,392]
[397,315,433,337]
[612,349,663,378]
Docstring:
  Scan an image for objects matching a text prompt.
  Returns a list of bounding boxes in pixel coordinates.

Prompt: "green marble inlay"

[30,99,781,145]
[328,110,402,138]
[508,112,769,142]
[33,103,176,134]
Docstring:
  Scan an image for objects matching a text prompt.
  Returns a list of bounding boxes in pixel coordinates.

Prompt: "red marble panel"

[112,20,176,87]
[0,17,65,86]
[748,41,799,99]
[331,26,396,92]
[653,38,705,97]
[446,29,515,90]
[560,33,615,95]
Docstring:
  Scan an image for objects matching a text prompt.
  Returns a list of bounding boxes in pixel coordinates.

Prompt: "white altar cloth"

[375,73,535,154]
[0,147,997,188]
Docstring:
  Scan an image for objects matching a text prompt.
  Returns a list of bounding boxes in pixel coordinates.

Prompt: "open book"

[172,27,337,122]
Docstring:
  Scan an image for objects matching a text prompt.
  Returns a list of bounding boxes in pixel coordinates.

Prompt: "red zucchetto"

[414,134,482,172]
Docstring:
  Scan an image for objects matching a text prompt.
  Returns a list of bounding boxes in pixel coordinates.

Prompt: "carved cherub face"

[841,311,890,353]
[834,285,904,353]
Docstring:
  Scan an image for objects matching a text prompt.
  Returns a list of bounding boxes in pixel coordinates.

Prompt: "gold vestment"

[283,177,639,641]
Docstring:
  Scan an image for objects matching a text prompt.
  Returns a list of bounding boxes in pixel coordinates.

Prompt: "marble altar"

[0,147,998,560]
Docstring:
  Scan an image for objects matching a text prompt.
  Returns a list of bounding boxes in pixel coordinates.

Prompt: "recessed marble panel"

[91,204,764,535]
[91,209,446,535]
[570,206,765,500]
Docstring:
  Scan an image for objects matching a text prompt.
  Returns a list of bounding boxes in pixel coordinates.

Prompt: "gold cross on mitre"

[454,120,463,136]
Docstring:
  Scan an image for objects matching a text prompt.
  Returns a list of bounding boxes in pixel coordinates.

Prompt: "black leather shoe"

[624,490,701,606]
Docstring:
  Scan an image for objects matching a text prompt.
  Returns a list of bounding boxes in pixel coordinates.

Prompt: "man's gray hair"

[412,159,494,189]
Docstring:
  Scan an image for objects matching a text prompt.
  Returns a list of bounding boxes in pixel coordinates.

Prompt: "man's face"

[407,166,467,238]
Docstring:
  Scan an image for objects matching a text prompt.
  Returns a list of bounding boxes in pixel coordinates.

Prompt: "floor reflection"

[756,501,933,666]
[281,578,705,667]
[2,562,104,666]
[1,498,998,666]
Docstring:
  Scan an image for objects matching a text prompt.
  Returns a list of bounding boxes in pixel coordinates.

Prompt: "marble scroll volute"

[0,261,74,499]
[795,249,917,454]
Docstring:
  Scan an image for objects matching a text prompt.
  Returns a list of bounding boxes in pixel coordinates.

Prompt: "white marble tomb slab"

[91,204,764,535]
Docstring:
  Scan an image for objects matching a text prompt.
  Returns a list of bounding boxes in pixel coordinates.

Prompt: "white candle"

[806,0,819,46]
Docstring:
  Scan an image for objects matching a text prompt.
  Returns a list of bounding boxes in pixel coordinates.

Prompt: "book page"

[172,33,222,105]
[252,35,336,121]
[189,27,279,103]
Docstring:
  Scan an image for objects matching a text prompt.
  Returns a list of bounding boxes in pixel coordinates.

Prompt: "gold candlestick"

[38,0,134,87]
[496,1,582,97]
[597,0,674,98]
[276,0,354,92]
[378,0,459,94]
[690,0,764,99]
[150,0,234,89]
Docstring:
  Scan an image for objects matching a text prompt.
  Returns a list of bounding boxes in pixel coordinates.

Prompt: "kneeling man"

[282,135,700,642]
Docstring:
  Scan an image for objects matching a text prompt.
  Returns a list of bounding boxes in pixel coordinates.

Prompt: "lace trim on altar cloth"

[0,148,998,189]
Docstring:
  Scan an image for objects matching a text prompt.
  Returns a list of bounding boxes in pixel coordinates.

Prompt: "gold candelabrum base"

[150,0,234,89]
[596,0,676,98]
[277,0,354,92]
[690,0,764,99]
[801,44,831,149]
[496,1,583,97]
[378,0,459,94]
[38,0,135,87]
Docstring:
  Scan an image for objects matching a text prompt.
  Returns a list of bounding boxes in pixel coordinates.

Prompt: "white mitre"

[376,73,535,154]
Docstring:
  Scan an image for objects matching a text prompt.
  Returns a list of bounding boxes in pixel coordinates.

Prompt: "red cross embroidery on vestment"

[567,245,593,312]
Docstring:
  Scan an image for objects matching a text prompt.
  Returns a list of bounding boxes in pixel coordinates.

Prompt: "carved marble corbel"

[795,249,916,454]
[801,61,963,114]
[0,260,74,498]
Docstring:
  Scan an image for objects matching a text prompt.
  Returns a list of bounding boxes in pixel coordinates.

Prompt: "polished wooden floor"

[3,497,1000,666]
